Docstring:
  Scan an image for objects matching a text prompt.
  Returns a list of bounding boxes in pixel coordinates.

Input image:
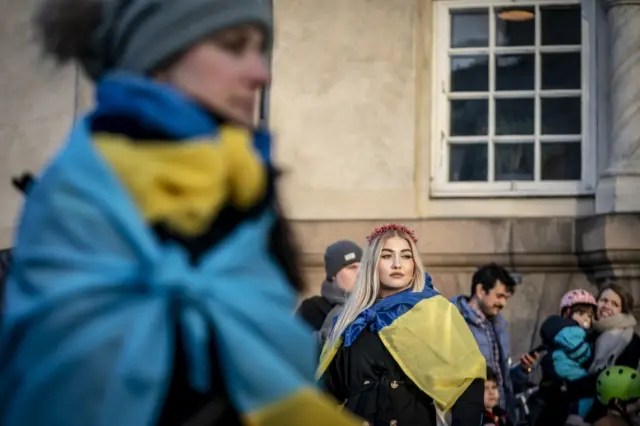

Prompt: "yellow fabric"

[94,126,267,236]
[379,295,486,411]
[317,295,486,412]
[244,388,362,426]
[317,336,342,380]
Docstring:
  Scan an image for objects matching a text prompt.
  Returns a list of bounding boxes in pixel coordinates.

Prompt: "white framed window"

[431,0,597,197]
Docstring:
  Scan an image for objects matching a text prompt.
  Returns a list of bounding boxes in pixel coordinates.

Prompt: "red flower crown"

[366,223,418,244]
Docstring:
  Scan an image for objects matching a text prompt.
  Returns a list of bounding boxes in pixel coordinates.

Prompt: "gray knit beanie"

[82,0,272,80]
[324,240,362,281]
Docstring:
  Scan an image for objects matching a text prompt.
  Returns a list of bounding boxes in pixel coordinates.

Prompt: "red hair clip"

[366,224,418,244]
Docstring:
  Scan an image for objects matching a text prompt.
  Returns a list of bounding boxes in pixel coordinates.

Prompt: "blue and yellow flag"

[318,281,486,411]
[0,74,360,426]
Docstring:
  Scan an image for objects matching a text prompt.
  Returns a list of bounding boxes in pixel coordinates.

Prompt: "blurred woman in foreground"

[0,0,360,425]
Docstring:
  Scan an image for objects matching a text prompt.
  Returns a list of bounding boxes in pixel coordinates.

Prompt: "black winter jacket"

[324,328,484,426]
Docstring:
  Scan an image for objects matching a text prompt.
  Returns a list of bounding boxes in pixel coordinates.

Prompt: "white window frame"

[431,0,598,198]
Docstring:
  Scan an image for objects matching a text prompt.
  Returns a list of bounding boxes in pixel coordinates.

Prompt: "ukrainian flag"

[0,74,360,426]
[318,282,486,411]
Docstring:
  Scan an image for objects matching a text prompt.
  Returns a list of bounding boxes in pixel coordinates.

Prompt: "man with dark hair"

[451,263,520,420]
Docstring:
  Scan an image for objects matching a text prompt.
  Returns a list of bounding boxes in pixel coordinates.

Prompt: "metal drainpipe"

[259,0,273,128]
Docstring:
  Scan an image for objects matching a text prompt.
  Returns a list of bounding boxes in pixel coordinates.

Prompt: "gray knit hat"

[324,240,362,281]
[81,0,272,80]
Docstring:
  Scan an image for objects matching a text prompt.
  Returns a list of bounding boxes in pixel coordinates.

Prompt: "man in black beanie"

[297,240,362,344]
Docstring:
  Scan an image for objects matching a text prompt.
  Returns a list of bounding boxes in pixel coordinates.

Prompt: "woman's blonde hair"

[325,228,425,348]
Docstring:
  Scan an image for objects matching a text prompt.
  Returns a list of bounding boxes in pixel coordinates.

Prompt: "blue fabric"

[551,346,594,417]
[578,397,595,418]
[551,326,594,419]
[551,349,589,381]
[0,74,313,426]
[92,72,271,160]
[553,326,591,367]
[451,295,516,419]
[342,274,439,347]
[425,273,437,290]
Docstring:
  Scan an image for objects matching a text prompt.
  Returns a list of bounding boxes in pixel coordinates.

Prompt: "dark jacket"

[451,295,517,420]
[536,329,640,426]
[584,332,640,422]
[535,315,594,426]
[483,407,512,426]
[324,328,484,426]
[297,279,348,333]
[539,315,592,381]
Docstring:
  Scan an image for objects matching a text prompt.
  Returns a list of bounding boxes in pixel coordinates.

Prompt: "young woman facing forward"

[318,224,486,426]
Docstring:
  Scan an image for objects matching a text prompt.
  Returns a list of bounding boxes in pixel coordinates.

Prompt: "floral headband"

[366,223,418,244]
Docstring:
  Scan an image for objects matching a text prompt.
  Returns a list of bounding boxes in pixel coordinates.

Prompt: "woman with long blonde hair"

[318,224,486,426]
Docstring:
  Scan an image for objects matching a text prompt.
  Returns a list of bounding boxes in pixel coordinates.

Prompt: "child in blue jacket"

[540,289,598,425]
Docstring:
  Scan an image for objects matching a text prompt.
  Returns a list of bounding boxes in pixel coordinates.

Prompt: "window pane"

[495,143,534,181]
[495,98,534,135]
[541,52,581,90]
[451,55,489,92]
[541,5,581,46]
[451,9,489,48]
[449,143,488,182]
[495,7,535,47]
[541,97,581,134]
[450,99,488,136]
[496,54,535,91]
[541,142,581,180]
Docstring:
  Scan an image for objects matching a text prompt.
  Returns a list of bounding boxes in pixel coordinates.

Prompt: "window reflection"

[450,144,488,182]
[541,97,581,134]
[495,143,534,181]
[495,99,535,135]
[541,52,581,90]
[451,55,489,92]
[541,142,581,180]
[450,99,489,136]
[495,7,535,47]
[451,9,489,48]
[496,54,535,91]
[541,5,581,45]
[445,3,583,184]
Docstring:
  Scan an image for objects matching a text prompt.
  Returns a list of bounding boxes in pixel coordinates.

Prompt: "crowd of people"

[297,237,640,426]
[0,0,639,425]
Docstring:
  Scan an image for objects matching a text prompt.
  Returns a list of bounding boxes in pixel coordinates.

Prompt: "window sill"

[430,181,595,198]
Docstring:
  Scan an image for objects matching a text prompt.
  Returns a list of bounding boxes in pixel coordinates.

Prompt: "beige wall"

[271,0,420,219]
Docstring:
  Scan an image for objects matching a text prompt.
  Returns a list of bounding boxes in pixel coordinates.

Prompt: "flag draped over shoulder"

[318,279,486,411]
[0,74,360,426]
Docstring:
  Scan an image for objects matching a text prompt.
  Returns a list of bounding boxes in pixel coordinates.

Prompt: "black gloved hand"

[11,172,36,195]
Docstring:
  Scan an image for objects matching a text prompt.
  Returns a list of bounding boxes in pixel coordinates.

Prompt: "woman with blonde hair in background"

[318,224,486,426]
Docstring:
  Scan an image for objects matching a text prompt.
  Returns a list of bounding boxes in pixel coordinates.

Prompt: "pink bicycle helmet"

[559,289,597,312]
